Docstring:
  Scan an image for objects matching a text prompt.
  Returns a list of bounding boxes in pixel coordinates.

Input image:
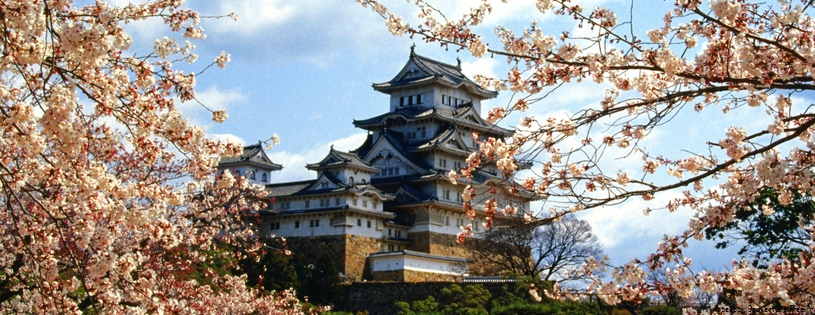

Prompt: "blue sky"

[119,0,748,271]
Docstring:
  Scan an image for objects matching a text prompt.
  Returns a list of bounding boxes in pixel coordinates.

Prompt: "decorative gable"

[396,63,429,82]
[363,136,429,177]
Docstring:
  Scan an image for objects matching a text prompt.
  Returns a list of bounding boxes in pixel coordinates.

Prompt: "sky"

[118,0,748,272]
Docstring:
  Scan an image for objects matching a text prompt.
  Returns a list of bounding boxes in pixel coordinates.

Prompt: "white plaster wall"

[433,86,482,114]
[346,213,384,238]
[389,87,431,112]
[370,255,467,275]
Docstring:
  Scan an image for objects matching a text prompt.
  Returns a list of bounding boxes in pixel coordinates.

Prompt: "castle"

[217,49,536,282]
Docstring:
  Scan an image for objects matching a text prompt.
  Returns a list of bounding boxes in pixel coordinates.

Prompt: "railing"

[461,276,518,283]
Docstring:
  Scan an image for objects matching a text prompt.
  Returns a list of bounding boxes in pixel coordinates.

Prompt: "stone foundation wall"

[343,281,520,314]
[344,234,380,281]
[403,269,462,282]
[370,269,463,282]
[285,235,383,281]
[409,231,468,257]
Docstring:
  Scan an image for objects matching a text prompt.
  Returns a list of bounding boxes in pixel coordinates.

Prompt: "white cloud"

[461,57,499,81]
[576,190,693,249]
[209,133,246,145]
[176,85,247,126]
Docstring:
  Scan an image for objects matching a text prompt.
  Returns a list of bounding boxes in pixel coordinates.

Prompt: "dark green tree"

[705,187,815,267]
[295,253,345,307]
[238,244,299,293]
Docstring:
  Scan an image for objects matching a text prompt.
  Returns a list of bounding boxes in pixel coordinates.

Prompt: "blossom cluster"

[0,0,302,313]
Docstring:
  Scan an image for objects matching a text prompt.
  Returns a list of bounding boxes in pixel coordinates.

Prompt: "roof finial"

[410,43,416,55]
[456,57,462,70]
[330,144,334,150]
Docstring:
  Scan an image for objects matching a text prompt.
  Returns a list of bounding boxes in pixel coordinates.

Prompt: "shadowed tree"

[470,214,602,282]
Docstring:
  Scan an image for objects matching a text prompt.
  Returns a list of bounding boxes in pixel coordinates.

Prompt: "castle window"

[456,192,462,203]
[443,189,450,200]
[294,221,300,228]
[348,177,355,186]
[418,126,426,138]
[388,229,392,236]
[310,219,320,227]
[362,200,368,208]
[305,200,310,208]
[320,181,329,189]
[249,171,256,180]
[367,220,371,228]
[373,201,378,209]
[439,159,447,168]
[270,222,280,230]
[388,244,394,251]
[445,216,450,226]
[261,173,268,182]
[335,198,340,206]
[395,230,402,238]
[353,198,358,206]
[357,219,361,226]
[234,170,241,177]
[453,161,461,170]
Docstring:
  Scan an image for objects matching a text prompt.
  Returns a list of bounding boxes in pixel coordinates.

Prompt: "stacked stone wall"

[285,235,383,281]
[343,234,380,281]
[370,269,463,282]
[409,231,466,257]
[343,281,519,314]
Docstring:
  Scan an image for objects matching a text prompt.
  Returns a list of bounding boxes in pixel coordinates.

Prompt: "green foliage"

[295,253,345,306]
[488,276,552,310]
[491,299,604,315]
[411,296,439,313]
[438,284,492,315]
[395,301,413,315]
[238,245,299,293]
[641,305,682,315]
[705,187,815,267]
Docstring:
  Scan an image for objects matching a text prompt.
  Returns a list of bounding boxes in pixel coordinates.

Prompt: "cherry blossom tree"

[357,0,815,310]
[0,0,305,313]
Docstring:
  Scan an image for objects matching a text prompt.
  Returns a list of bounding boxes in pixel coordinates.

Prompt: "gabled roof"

[260,205,396,219]
[352,103,513,137]
[372,49,497,99]
[408,124,471,156]
[267,176,393,200]
[218,142,283,170]
[306,147,379,173]
[361,131,434,174]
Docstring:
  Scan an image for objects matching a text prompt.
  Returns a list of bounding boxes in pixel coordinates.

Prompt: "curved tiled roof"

[306,147,379,173]
[352,104,513,137]
[218,143,283,170]
[372,49,497,99]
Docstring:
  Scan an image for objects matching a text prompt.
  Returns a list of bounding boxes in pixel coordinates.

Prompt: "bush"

[641,305,681,315]
[491,300,604,315]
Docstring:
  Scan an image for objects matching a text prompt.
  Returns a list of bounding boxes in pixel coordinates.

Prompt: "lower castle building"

[218,49,537,282]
